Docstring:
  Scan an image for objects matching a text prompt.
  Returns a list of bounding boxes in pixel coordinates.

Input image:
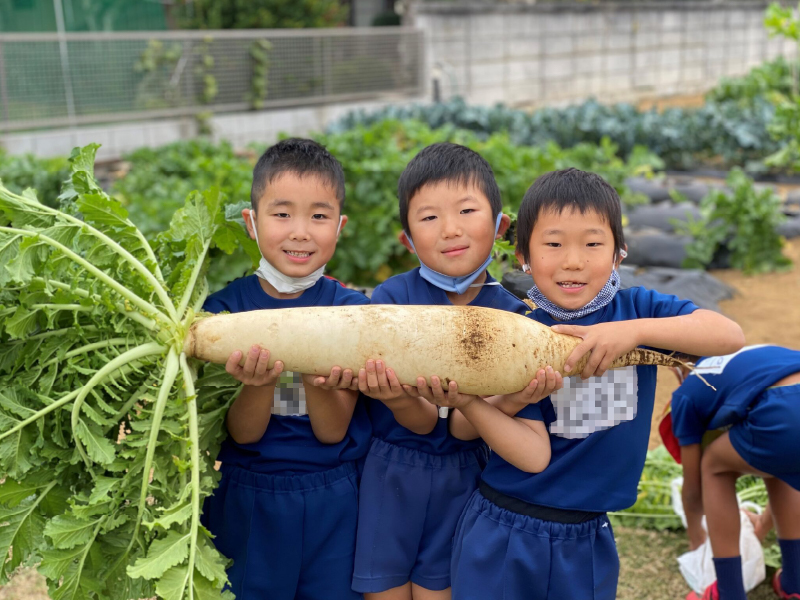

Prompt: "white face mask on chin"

[248,209,343,295]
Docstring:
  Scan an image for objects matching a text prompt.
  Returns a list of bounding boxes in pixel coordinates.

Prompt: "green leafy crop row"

[330,96,780,173]
[0,150,71,208]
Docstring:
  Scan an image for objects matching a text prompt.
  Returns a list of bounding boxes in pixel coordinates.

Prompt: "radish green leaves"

[0,144,256,599]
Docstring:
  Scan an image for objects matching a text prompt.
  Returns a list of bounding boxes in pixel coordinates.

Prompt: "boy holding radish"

[665,345,800,600]
[352,142,561,600]
[448,168,745,600]
[201,138,371,600]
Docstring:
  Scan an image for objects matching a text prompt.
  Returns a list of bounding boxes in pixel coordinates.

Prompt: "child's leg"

[353,440,431,595]
[297,463,362,600]
[410,583,450,600]
[409,448,486,595]
[701,433,771,600]
[766,477,800,595]
[204,467,303,600]
[364,583,412,600]
[700,434,745,559]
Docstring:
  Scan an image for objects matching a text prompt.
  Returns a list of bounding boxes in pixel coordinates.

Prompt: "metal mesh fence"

[0,28,425,132]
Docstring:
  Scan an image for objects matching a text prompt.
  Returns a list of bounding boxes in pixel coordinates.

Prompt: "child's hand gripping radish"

[551,321,642,379]
[405,366,563,411]
[552,308,746,381]
[405,369,562,472]
[225,345,360,391]
[357,359,407,401]
[402,375,553,474]
[304,366,360,391]
[225,345,285,387]
[357,358,438,435]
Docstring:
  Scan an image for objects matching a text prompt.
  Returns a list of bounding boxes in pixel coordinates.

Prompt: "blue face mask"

[405,213,504,295]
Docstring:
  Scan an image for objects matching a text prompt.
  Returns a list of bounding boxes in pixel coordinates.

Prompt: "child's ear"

[496,213,512,239]
[338,215,348,235]
[398,230,416,254]
[242,208,257,240]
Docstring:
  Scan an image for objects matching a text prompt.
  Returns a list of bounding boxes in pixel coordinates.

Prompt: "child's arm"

[407,378,551,473]
[359,359,438,435]
[746,502,773,542]
[224,345,284,444]
[303,368,359,444]
[449,366,563,441]
[552,309,745,379]
[680,443,706,550]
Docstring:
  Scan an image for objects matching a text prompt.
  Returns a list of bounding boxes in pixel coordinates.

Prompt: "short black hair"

[397,142,502,233]
[250,138,345,210]
[516,168,625,263]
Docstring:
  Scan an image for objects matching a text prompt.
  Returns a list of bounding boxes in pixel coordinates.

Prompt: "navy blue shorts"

[729,384,800,491]
[451,491,619,600]
[352,438,487,593]
[203,461,362,600]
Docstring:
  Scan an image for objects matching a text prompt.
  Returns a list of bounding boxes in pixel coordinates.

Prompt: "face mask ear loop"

[249,209,262,251]
[337,215,344,239]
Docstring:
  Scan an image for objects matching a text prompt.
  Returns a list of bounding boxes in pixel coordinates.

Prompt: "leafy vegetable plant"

[0,150,71,208]
[676,168,791,274]
[0,144,261,599]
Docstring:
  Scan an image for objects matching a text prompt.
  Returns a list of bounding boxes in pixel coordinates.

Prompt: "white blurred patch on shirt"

[549,366,639,439]
[272,370,307,416]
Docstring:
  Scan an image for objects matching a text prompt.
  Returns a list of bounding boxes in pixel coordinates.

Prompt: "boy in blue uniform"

[202,138,371,600]
[449,168,745,600]
[668,345,800,600]
[352,143,560,600]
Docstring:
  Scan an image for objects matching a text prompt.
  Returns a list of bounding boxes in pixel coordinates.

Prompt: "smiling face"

[403,181,508,278]
[244,172,345,282]
[517,207,622,311]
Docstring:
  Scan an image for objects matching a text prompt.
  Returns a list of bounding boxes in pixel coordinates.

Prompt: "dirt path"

[649,239,800,449]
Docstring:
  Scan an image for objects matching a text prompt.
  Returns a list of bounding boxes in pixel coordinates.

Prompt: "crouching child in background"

[667,345,800,600]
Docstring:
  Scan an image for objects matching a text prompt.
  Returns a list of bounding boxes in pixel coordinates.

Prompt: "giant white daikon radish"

[185,305,689,395]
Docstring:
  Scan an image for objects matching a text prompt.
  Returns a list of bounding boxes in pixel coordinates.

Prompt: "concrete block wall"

[413,1,793,108]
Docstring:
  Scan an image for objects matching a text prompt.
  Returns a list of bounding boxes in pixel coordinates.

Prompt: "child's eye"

[421,215,436,222]
[587,242,603,247]
[460,208,475,214]
[312,214,329,220]
[545,242,561,248]
[274,213,290,218]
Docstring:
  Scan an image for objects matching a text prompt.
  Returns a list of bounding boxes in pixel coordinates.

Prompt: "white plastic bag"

[672,476,766,595]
